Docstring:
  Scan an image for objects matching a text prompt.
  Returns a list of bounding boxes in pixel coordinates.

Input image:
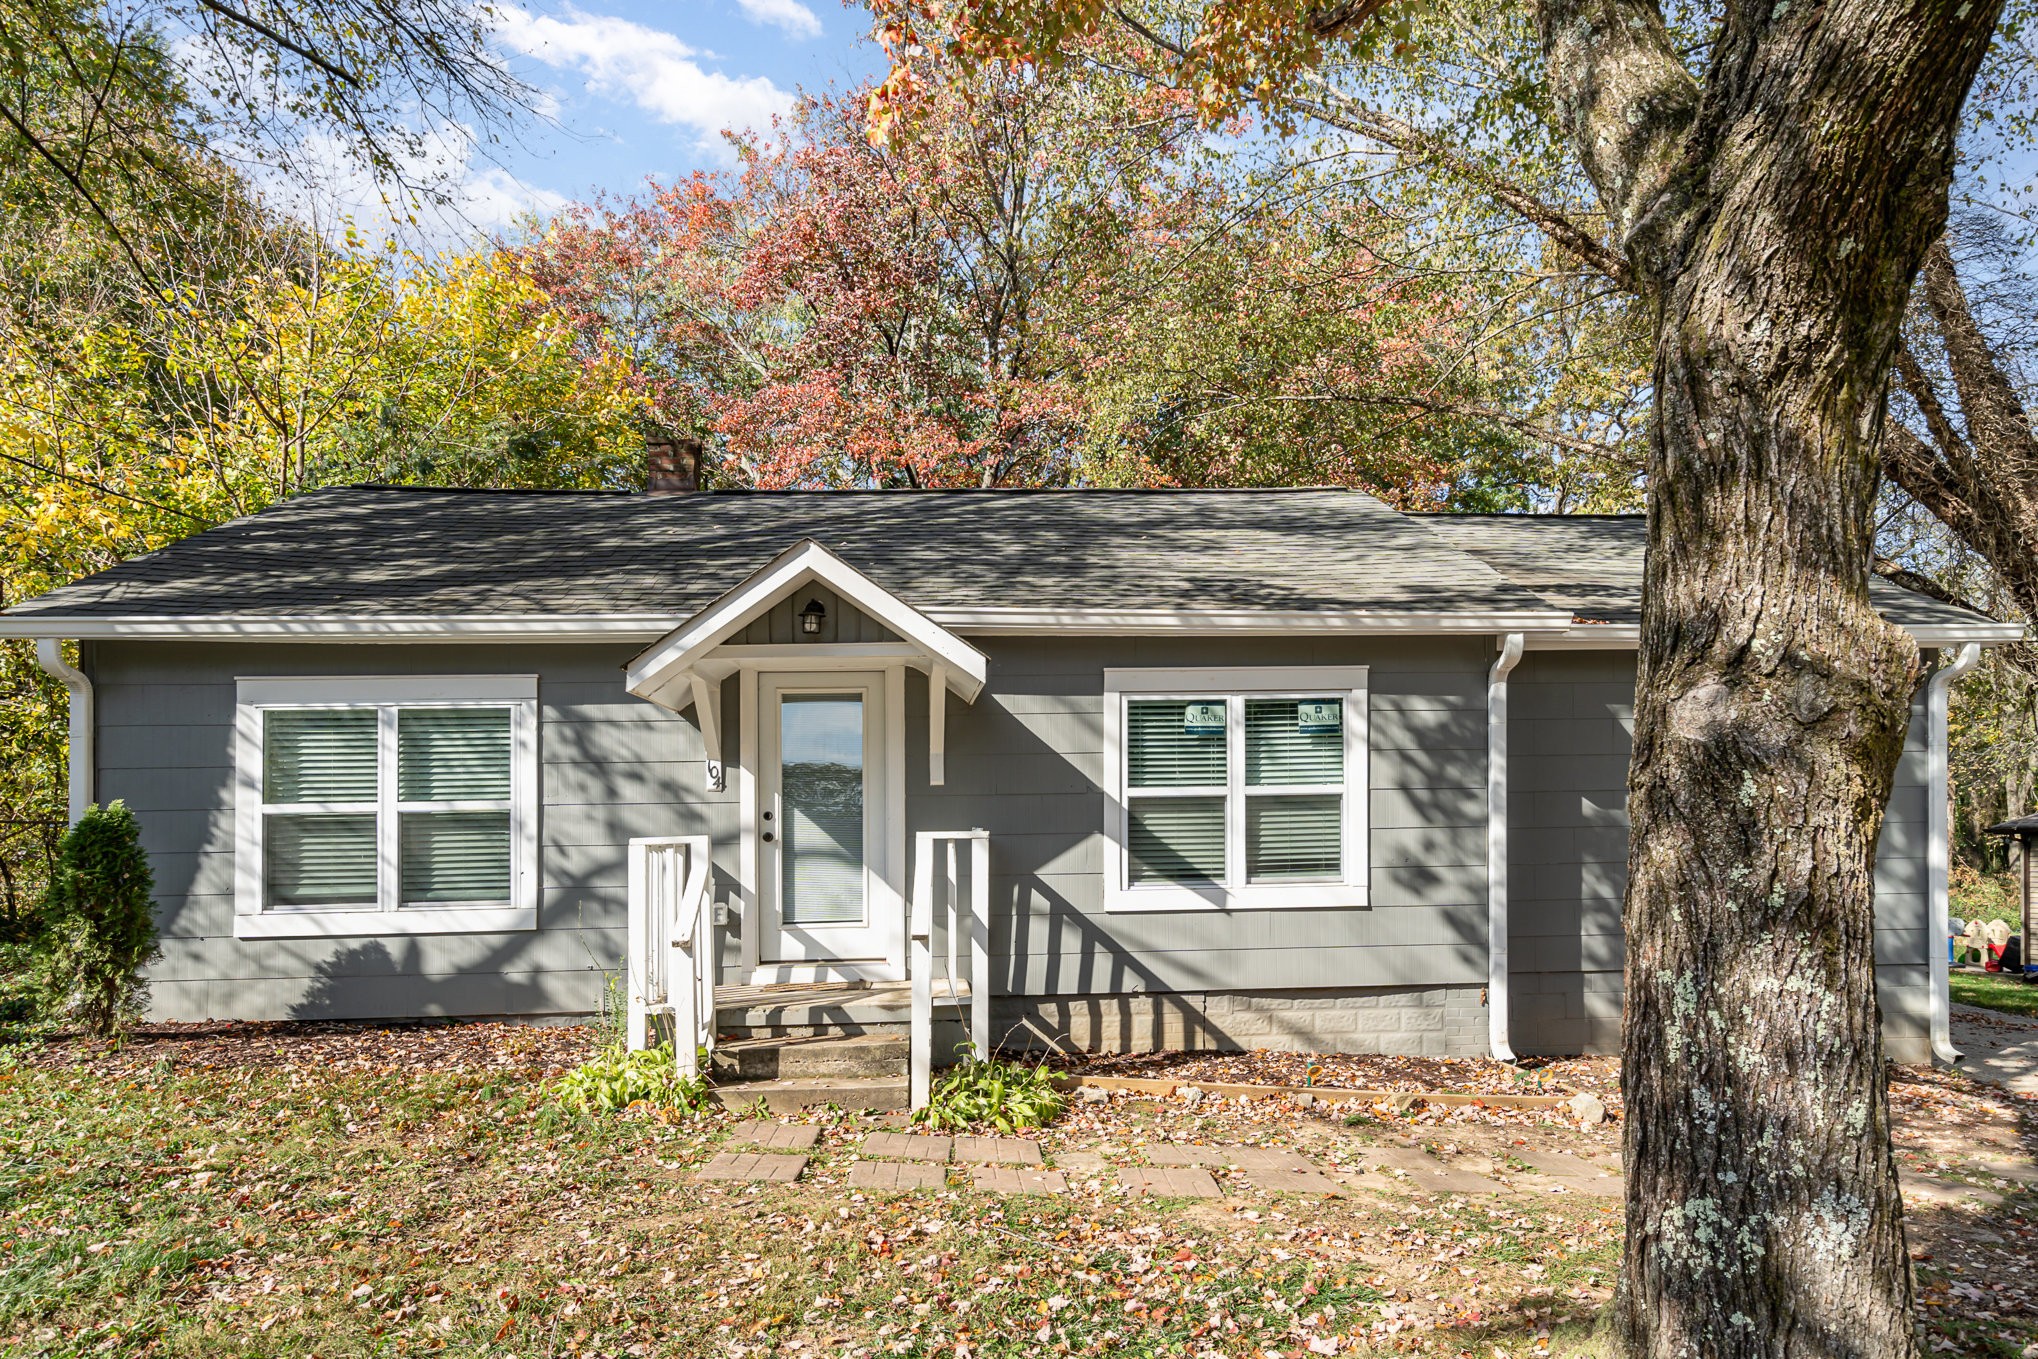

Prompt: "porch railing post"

[969,829,990,1056]
[626,837,650,1052]
[910,830,935,1110]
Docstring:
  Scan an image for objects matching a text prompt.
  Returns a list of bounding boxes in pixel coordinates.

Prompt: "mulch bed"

[12,1018,601,1078]
[1041,1047,1624,1109]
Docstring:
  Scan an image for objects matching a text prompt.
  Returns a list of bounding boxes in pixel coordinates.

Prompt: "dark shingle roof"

[2,487,2006,634]
[1421,513,1994,631]
[4,486,1562,620]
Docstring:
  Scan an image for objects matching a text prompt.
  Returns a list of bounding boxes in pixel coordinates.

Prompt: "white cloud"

[255,123,569,249]
[735,0,822,39]
[494,6,794,153]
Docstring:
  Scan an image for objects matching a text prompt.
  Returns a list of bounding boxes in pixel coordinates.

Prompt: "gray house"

[2,484,2017,1099]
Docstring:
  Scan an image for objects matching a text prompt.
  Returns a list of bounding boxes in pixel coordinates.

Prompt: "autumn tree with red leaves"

[518,54,1515,502]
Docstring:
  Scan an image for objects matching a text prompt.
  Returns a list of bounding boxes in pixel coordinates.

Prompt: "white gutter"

[1520,620,2026,650]
[1927,642,1983,1066]
[0,612,2019,646]
[0,614,679,642]
[1488,632,1525,1062]
[35,639,92,825]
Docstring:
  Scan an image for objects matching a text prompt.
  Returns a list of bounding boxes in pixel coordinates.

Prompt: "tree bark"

[1532,0,2003,1353]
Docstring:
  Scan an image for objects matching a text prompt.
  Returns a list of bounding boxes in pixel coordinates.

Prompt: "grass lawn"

[0,1030,1626,1359]
[1951,968,2038,1017]
[1,1026,2031,1358]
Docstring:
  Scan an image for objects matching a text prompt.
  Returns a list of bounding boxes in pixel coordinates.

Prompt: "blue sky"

[425,1,884,237]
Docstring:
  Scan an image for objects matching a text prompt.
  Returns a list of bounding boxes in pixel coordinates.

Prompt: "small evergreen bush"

[34,802,161,1039]
[913,1047,1068,1132]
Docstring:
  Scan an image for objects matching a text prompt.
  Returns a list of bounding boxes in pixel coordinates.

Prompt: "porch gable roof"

[623,538,989,711]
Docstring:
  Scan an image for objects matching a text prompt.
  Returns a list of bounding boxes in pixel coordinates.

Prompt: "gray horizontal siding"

[90,641,740,1022]
[908,635,1490,1000]
[1505,649,1933,1057]
[93,630,1936,1052]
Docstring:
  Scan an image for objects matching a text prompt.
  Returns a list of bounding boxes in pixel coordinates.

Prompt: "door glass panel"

[780,695,866,926]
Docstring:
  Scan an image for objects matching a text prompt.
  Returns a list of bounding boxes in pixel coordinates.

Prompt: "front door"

[758,671,895,972]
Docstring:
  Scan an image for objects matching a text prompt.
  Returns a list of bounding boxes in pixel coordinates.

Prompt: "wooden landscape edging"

[1058,1073,1575,1110]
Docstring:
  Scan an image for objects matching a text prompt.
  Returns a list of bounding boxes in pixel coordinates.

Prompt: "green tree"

[34,801,160,1039]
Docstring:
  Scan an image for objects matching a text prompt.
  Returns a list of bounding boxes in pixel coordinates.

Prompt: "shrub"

[552,1043,709,1114]
[913,1048,1068,1132]
[33,802,160,1039]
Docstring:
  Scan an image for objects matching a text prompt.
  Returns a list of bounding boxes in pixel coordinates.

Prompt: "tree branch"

[194,0,362,88]
[1533,0,1699,283]
[1283,85,1634,290]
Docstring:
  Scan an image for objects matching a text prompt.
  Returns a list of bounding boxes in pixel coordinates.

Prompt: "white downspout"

[1927,641,1982,1066]
[1488,632,1525,1062]
[35,639,93,825]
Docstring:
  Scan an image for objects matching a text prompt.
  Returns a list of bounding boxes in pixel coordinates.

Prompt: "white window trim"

[1103,666,1370,912]
[234,675,539,939]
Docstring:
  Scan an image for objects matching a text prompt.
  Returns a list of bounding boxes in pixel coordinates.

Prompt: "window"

[1105,668,1368,910]
[234,677,538,938]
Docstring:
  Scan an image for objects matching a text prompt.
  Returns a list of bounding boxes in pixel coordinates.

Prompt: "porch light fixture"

[800,598,827,635]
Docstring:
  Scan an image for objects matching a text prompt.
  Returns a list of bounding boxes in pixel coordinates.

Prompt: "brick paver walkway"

[849,1161,948,1191]
[953,1135,1042,1165]
[973,1166,1067,1194]
[1149,1144,1314,1171]
[1119,1166,1222,1198]
[696,1152,808,1183]
[1512,1150,1622,1196]
[861,1132,952,1162]
[726,1122,821,1152]
[1244,1167,1345,1195]
[1353,1147,1505,1195]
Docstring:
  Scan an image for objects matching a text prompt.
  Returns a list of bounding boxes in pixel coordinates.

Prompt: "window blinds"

[399,709,512,801]
[400,812,512,903]
[1126,701,1227,787]
[1123,694,1348,891]
[1128,797,1226,884]
[260,704,515,912]
[264,710,376,803]
[266,813,377,907]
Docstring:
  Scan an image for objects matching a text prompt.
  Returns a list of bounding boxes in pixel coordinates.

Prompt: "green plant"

[912,1048,1068,1132]
[550,1043,708,1115]
[32,802,160,1039]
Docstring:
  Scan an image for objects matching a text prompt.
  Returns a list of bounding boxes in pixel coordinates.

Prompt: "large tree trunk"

[1535,0,2003,1354]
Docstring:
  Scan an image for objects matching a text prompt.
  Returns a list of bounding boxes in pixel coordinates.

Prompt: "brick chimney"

[646,431,704,494]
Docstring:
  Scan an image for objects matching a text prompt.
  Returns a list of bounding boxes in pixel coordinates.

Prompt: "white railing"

[626,835,715,1078]
[910,829,991,1109]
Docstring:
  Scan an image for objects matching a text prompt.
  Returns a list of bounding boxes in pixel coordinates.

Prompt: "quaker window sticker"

[1296,700,1342,735]
[1182,701,1227,735]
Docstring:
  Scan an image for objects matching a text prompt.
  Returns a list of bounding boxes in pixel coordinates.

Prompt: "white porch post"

[626,837,650,1052]
[910,831,935,1109]
[1487,633,1524,1063]
[969,829,991,1055]
[1928,643,1983,1065]
[929,663,948,786]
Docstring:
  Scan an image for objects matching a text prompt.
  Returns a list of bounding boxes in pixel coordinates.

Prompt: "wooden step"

[707,1076,909,1114]
[711,1033,907,1081]
[715,979,971,1041]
